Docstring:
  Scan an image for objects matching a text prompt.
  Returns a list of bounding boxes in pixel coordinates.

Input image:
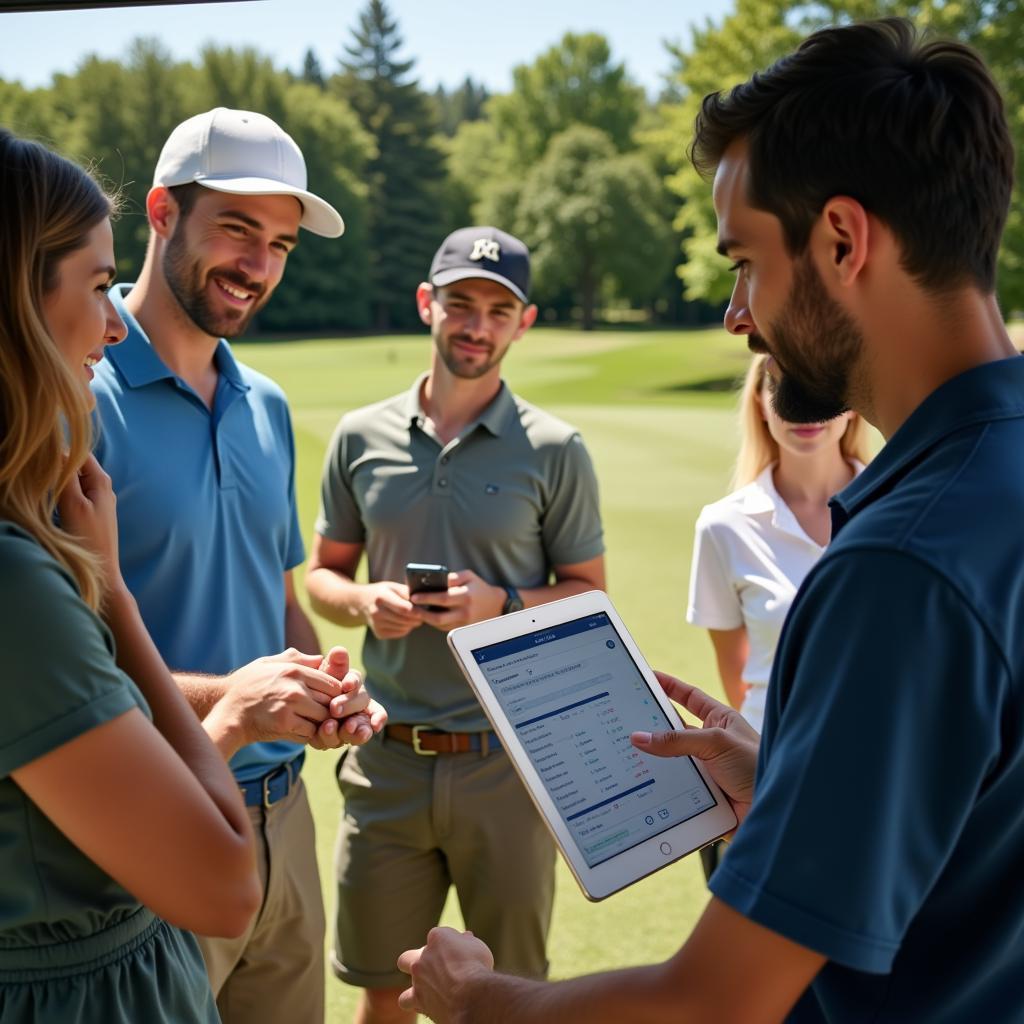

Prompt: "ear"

[146,186,178,240]
[816,196,869,287]
[415,282,434,325]
[512,303,538,341]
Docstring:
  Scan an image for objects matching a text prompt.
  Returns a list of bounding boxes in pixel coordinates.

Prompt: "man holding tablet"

[305,226,605,1023]
[396,19,1024,1023]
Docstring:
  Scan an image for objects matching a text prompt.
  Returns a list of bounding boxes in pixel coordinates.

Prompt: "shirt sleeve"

[710,547,1007,973]
[686,512,744,629]
[0,535,139,778]
[540,434,605,567]
[314,417,366,544]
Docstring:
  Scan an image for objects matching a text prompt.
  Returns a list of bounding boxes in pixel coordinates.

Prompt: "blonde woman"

[0,131,266,1020]
[687,354,872,734]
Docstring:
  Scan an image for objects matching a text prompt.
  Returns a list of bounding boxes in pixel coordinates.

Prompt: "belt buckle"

[262,763,287,808]
[411,725,438,756]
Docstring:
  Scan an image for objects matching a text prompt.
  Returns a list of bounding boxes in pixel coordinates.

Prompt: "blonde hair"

[0,131,115,609]
[732,353,872,490]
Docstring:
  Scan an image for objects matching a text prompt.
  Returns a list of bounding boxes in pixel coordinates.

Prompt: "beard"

[435,329,511,380]
[162,225,267,339]
[754,254,864,424]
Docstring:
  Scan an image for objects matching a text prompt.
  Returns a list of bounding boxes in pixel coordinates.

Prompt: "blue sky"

[0,0,728,95]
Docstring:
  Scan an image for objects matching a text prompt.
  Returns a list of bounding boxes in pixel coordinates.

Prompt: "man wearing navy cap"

[92,108,385,1024]
[307,226,606,1023]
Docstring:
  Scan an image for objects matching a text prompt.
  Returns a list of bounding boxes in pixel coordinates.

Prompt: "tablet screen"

[472,611,718,866]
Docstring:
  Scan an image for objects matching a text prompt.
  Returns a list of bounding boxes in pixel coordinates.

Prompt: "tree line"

[1,0,1020,334]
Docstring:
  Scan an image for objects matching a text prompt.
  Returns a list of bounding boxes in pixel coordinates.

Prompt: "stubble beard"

[162,224,267,339]
[436,329,507,380]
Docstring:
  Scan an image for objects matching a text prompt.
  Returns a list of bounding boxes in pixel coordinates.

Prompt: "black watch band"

[501,585,524,615]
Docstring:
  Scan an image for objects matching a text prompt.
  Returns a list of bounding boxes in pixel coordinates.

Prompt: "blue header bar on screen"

[473,613,611,664]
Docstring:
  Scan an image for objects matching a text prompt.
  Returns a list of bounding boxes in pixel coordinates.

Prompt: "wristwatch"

[501,585,524,615]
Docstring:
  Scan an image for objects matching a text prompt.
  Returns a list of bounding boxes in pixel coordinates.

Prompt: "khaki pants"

[198,777,325,1024]
[332,735,555,990]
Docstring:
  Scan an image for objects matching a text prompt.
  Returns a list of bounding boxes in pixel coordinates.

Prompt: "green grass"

[236,324,747,1021]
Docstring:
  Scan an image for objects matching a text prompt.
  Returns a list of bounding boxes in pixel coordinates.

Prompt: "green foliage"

[515,126,675,329]
[489,32,645,166]
[257,83,374,332]
[334,0,447,329]
[433,76,490,137]
[661,0,1024,310]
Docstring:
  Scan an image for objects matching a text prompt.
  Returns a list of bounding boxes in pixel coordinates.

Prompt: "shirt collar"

[403,372,517,438]
[831,355,1024,531]
[106,283,249,394]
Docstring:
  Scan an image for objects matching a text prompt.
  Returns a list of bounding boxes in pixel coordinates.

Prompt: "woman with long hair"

[688,353,872,734]
[0,130,261,1020]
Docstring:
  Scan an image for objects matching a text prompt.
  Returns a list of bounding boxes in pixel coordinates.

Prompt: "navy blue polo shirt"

[712,356,1024,1022]
[92,286,306,783]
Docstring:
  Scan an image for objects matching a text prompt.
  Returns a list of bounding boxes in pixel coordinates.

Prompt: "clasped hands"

[218,646,387,750]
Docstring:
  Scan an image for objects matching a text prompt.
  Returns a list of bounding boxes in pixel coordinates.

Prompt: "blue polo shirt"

[92,285,306,783]
[712,356,1024,1022]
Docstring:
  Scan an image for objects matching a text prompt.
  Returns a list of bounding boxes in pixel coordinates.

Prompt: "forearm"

[306,566,370,627]
[285,599,320,652]
[103,585,250,827]
[172,674,230,718]
[519,576,599,609]
[455,960,685,1024]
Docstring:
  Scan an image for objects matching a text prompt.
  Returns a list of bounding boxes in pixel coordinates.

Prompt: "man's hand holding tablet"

[446,591,740,902]
[632,671,759,830]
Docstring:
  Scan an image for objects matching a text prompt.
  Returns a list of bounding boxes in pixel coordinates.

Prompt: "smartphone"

[406,562,449,611]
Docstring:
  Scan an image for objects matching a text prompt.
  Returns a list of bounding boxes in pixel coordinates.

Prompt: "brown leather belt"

[385,724,497,756]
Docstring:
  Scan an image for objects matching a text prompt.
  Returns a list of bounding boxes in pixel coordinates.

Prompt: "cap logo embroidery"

[469,239,501,263]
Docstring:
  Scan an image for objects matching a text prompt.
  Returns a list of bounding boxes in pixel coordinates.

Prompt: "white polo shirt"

[687,463,861,732]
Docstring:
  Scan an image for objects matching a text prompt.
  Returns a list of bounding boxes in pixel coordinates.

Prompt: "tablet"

[447,590,737,901]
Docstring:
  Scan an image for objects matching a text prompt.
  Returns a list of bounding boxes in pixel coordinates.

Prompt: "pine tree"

[336,0,447,330]
[300,48,325,89]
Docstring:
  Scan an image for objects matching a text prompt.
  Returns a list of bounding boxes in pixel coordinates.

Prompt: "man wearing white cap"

[92,108,376,1024]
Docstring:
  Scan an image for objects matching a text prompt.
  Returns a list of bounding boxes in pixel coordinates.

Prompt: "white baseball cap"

[153,107,344,238]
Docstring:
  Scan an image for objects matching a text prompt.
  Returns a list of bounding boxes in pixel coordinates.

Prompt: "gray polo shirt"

[316,373,604,731]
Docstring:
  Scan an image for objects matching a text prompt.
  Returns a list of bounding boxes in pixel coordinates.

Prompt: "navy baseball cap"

[429,226,531,303]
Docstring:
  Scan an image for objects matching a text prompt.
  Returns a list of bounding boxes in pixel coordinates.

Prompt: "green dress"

[0,522,218,1023]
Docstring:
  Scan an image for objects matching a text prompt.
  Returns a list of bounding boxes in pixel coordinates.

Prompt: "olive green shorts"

[332,734,555,989]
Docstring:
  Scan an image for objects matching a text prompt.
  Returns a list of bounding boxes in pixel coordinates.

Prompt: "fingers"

[409,587,465,610]
[396,986,420,1013]
[415,607,459,631]
[330,685,371,718]
[75,453,112,499]
[653,670,727,723]
[631,726,728,760]
[318,646,351,679]
[397,945,423,976]
[265,648,324,668]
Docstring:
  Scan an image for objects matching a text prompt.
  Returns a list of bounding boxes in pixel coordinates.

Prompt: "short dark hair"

[167,182,204,220]
[691,18,1014,294]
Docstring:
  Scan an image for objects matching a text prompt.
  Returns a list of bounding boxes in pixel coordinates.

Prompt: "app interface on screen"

[473,613,717,867]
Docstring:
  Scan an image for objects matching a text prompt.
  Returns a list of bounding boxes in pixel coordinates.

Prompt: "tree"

[514,125,674,330]
[433,76,489,136]
[334,0,447,329]
[300,48,326,89]
[489,33,645,167]
[257,82,374,332]
[661,0,1024,311]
